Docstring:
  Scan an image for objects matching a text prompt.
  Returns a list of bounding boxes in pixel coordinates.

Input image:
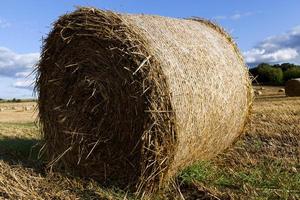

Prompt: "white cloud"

[0,47,39,77]
[13,79,34,90]
[245,48,298,63]
[214,11,254,21]
[290,26,300,35]
[244,26,300,65]
[15,71,32,78]
[0,47,38,91]
[0,18,11,28]
[264,49,298,61]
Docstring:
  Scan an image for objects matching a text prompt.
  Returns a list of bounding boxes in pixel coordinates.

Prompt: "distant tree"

[249,67,258,77]
[250,62,300,85]
[250,63,271,80]
[257,65,283,85]
[257,63,272,69]
[271,68,284,85]
[280,63,297,72]
[284,67,300,81]
[272,64,281,70]
[11,98,21,102]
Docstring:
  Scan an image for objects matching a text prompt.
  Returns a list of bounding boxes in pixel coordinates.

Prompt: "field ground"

[0,86,299,199]
[0,102,37,123]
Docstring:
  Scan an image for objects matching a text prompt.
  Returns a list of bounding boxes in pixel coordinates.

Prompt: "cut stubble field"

[0,86,299,199]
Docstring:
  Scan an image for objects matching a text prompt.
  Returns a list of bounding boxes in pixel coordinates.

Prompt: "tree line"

[249,63,300,85]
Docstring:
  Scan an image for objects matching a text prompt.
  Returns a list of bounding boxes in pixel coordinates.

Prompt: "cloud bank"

[0,47,39,77]
[13,79,34,90]
[0,47,39,90]
[244,26,300,65]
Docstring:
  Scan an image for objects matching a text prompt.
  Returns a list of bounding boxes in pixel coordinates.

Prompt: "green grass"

[0,121,37,128]
[0,138,40,158]
[0,122,40,160]
[179,158,300,199]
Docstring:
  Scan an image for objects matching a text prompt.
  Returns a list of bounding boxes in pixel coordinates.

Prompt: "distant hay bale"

[254,90,263,96]
[0,108,4,112]
[279,88,285,93]
[24,106,31,111]
[36,7,252,194]
[285,78,300,97]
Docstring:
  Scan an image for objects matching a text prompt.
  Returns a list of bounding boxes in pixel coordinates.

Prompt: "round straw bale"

[24,106,31,111]
[35,7,252,194]
[285,78,300,97]
[254,90,263,96]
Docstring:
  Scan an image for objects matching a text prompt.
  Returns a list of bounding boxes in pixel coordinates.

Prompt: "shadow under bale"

[35,7,252,195]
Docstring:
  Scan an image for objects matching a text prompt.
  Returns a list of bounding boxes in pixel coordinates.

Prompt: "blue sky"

[0,0,300,98]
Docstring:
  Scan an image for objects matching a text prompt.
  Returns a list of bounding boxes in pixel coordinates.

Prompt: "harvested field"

[0,102,37,123]
[0,86,299,199]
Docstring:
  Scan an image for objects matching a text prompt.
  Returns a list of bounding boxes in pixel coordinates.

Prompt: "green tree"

[257,65,283,85]
[279,63,297,72]
[283,67,300,81]
[250,62,300,85]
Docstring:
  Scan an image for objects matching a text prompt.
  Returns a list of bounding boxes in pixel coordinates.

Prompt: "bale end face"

[36,8,175,192]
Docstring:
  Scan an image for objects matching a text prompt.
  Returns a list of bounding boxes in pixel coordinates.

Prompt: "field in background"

[0,86,299,199]
[0,102,37,123]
